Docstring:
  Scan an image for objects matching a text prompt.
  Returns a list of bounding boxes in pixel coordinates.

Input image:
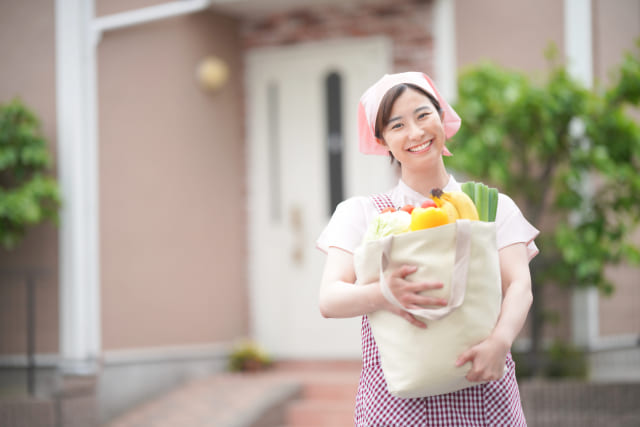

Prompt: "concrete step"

[0,397,56,427]
[285,400,354,427]
[276,361,360,427]
[300,375,358,402]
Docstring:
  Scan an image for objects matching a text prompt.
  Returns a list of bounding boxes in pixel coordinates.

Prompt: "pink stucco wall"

[97,7,248,350]
[0,0,59,355]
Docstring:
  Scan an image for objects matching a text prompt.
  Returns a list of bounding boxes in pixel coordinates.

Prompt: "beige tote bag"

[353,219,503,398]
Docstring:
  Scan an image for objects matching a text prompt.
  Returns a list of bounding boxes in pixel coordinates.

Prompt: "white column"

[55,0,101,374]
[564,0,593,88]
[433,0,457,102]
[564,0,598,349]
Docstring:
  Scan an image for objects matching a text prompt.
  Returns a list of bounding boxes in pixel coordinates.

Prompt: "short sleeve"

[495,193,540,261]
[316,197,372,254]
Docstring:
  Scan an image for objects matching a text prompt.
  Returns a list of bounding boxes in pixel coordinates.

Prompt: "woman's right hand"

[379,265,447,328]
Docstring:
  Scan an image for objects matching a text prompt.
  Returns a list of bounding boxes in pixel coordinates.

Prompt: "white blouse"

[316,175,539,261]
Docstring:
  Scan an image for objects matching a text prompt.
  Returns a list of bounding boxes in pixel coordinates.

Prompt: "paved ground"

[104,361,361,427]
[104,373,299,427]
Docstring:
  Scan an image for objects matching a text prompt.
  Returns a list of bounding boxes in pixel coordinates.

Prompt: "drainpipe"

[55,0,212,376]
[433,0,457,103]
[564,0,598,351]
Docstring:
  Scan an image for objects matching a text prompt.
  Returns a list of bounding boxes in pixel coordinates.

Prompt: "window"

[267,82,281,222]
[325,72,344,214]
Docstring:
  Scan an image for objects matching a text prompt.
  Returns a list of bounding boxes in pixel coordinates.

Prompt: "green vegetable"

[473,182,485,221]
[460,181,499,222]
[363,211,411,242]
[488,187,499,222]
[460,181,475,202]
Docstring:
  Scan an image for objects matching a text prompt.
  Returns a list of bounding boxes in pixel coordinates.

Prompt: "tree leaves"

[448,42,640,294]
[0,99,60,249]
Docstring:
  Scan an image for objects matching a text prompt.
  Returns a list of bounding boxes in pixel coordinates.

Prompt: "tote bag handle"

[379,219,472,321]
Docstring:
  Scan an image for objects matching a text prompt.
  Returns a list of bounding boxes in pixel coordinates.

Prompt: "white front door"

[246,38,393,359]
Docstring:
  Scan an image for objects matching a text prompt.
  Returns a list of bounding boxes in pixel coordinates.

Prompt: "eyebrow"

[388,106,432,123]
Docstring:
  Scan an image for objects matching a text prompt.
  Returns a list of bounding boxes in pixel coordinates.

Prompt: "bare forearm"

[319,280,383,319]
[491,279,533,348]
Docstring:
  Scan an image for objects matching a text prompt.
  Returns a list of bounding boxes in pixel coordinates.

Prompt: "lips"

[407,140,433,153]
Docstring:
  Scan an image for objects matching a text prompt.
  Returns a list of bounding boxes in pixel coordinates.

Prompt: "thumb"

[456,348,475,367]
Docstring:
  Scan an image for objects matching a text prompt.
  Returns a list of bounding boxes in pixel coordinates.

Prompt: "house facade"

[1,0,638,423]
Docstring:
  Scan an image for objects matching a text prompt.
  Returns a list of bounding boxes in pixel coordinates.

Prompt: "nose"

[408,121,424,140]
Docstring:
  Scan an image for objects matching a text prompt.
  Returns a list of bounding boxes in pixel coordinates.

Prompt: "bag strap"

[378,219,473,321]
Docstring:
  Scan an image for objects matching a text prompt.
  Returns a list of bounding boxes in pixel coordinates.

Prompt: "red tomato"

[400,204,415,214]
[381,207,397,213]
[421,199,437,209]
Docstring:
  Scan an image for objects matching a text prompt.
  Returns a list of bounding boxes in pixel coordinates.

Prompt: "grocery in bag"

[354,184,504,398]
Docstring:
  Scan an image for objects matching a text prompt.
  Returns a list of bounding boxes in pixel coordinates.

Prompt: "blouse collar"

[392,175,461,206]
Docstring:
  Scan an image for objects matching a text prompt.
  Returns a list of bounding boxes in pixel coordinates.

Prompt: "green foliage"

[228,340,272,372]
[544,340,588,379]
[448,43,640,294]
[513,340,588,379]
[0,99,61,249]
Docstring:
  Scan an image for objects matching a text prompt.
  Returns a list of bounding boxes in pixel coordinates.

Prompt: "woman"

[316,72,539,426]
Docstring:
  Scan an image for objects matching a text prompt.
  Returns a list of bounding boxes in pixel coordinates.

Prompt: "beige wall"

[456,0,565,73]
[97,8,248,350]
[593,0,640,85]
[0,0,60,355]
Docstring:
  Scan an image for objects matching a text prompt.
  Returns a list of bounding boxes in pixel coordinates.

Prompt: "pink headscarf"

[357,72,461,156]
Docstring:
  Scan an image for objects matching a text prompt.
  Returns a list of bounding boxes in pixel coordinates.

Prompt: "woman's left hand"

[455,334,510,382]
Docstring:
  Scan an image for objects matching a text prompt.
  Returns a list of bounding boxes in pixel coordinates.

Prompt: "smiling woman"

[316,72,540,426]
[375,84,446,179]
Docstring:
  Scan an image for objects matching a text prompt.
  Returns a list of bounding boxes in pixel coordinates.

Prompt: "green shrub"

[513,340,588,379]
[0,99,60,249]
[228,340,272,372]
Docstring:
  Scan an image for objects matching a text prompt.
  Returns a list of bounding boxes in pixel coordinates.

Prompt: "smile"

[408,140,433,153]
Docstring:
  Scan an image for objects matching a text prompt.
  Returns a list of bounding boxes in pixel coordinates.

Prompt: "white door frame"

[245,37,393,359]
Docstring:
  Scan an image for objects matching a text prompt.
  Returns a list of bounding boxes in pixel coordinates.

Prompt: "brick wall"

[241,0,435,74]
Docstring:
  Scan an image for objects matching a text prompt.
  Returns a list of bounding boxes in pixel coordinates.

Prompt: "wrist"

[366,281,386,313]
[489,330,512,352]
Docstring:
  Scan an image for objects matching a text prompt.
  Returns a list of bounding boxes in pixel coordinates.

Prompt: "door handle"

[290,205,304,266]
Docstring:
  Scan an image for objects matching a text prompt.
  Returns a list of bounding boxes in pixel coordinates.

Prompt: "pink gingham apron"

[355,194,527,427]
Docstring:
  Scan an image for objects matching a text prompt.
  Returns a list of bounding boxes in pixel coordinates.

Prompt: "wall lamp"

[196,56,229,92]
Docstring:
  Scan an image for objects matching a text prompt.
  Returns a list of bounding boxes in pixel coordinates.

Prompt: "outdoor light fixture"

[196,56,229,91]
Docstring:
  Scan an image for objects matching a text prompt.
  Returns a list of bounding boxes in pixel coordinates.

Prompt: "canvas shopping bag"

[353,219,503,398]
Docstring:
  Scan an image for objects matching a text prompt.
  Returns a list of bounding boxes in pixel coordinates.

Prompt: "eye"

[418,112,431,120]
[389,122,403,130]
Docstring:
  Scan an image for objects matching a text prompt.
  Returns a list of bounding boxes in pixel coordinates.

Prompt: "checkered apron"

[354,194,527,426]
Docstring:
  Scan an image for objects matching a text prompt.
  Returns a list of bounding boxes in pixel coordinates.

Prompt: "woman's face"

[379,88,445,169]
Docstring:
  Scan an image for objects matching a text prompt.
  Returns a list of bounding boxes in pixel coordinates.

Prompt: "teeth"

[408,141,432,152]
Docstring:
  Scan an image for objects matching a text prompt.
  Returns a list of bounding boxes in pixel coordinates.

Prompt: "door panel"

[246,38,393,359]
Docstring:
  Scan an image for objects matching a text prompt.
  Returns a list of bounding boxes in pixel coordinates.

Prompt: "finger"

[468,371,498,383]
[394,265,417,278]
[466,372,481,382]
[399,310,426,328]
[407,314,427,329]
[456,349,474,367]
[414,281,445,291]
[410,295,448,307]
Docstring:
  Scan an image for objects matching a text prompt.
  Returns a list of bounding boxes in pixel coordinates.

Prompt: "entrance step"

[275,361,360,427]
